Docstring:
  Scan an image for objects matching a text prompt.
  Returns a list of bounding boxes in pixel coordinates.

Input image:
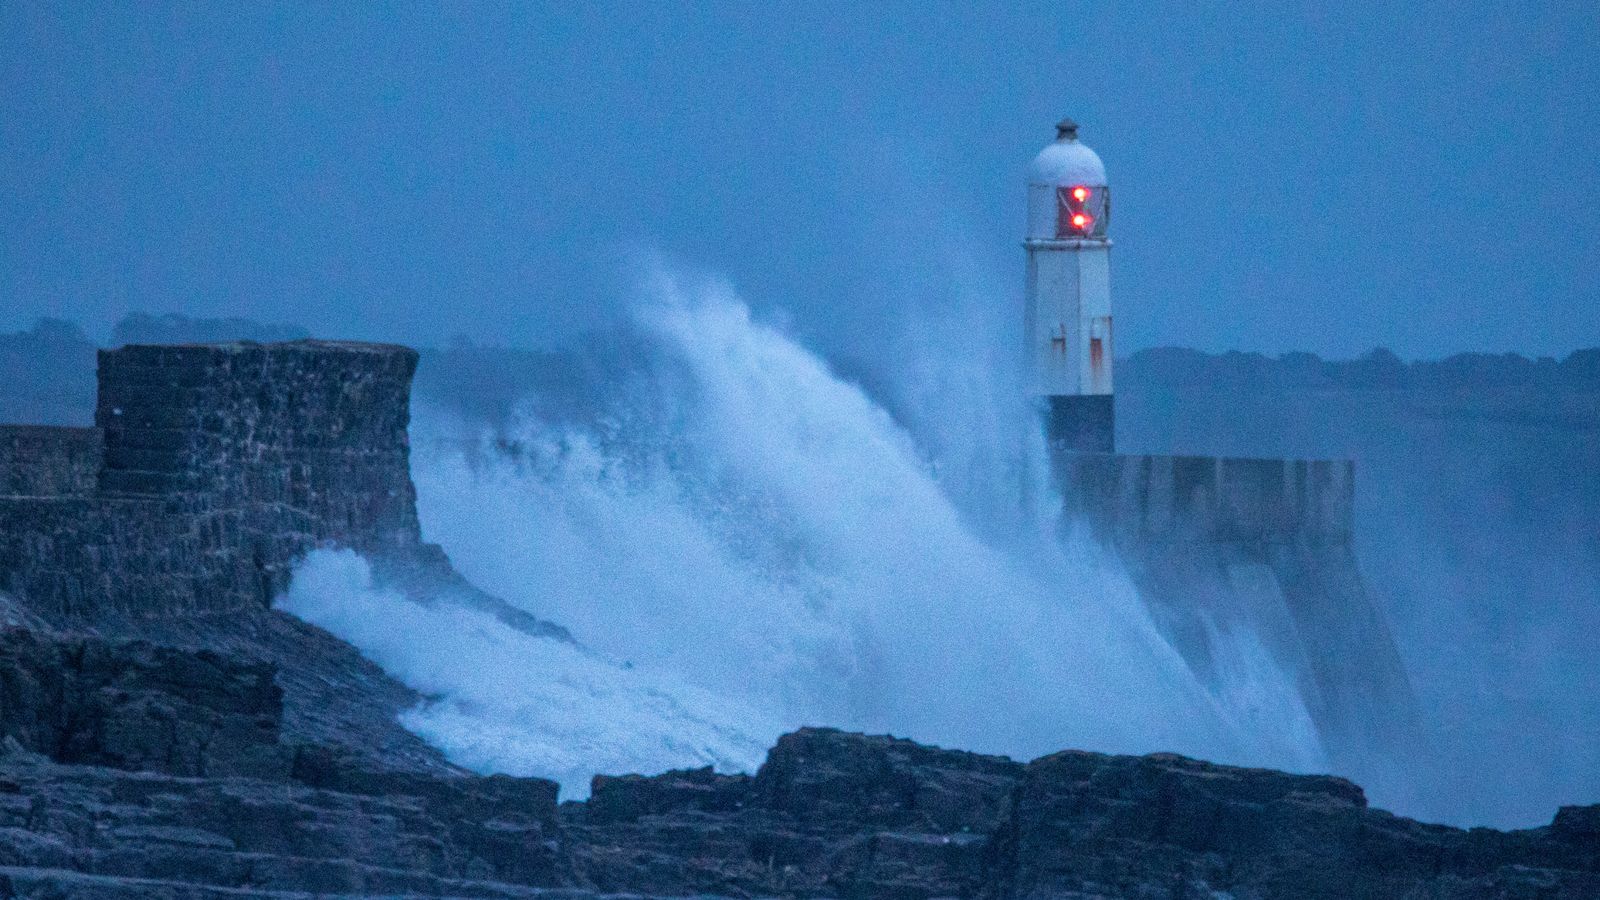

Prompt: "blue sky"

[2,2,1596,358]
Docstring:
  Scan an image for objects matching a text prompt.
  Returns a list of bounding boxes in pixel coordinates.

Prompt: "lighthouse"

[1020,120,1420,758]
[1025,118,1113,453]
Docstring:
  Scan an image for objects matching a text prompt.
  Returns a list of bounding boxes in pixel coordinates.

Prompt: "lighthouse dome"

[1027,118,1109,240]
[1029,128,1107,187]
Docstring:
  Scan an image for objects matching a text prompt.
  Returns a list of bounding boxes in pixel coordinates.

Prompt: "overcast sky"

[2,2,1596,359]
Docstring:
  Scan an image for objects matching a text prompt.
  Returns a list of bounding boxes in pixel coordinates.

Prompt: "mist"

[279,263,1328,799]
[276,547,774,795]
[1117,349,1600,827]
[269,251,1599,827]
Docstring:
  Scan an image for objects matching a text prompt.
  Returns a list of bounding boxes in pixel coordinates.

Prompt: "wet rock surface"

[109,609,464,779]
[0,630,1595,899]
[0,627,284,779]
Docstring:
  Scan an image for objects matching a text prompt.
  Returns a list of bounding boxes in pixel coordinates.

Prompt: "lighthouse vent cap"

[1029,120,1107,187]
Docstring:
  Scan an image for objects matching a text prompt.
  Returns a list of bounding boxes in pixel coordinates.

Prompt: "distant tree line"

[2,313,1596,428]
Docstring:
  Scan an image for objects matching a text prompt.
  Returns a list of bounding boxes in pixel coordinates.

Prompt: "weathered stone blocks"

[1057,452,1355,544]
[1055,450,1415,755]
[0,340,428,622]
[0,426,100,498]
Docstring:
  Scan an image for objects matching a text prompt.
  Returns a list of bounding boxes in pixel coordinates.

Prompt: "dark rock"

[557,728,1017,899]
[560,727,1600,899]
[0,628,286,779]
[124,609,462,778]
[0,628,565,896]
[996,748,1600,899]
[0,633,1594,900]
[585,766,754,825]
[0,755,563,897]
[757,727,1023,834]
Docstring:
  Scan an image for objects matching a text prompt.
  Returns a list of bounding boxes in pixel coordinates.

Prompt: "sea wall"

[95,342,420,545]
[1058,452,1354,544]
[0,425,100,497]
[1056,451,1416,752]
[0,341,426,622]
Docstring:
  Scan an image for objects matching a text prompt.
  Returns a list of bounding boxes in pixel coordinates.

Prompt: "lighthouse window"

[1056,185,1109,238]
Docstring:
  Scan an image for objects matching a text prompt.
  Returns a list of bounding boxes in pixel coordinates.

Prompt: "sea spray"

[276,548,774,797]
[282,265,1327,792]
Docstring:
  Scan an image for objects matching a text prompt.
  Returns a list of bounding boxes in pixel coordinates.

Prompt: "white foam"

[297,263,1328,787]
[275,548,774,797]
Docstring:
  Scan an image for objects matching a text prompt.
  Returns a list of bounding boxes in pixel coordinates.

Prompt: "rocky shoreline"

[0,625,1595,899]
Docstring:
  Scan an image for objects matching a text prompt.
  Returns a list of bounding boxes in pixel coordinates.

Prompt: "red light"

[1071,213,1090,229]
[1071,186,1090,202]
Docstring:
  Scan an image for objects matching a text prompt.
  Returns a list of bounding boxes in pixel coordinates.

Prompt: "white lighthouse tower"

[1025,118,1113,453]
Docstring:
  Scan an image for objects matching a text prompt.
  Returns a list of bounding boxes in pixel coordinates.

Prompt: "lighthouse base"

[1044,394,1114,453]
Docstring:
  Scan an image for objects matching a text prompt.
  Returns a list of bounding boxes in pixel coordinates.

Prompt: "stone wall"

[95,342,420,546]
[0,341,426,622]
[0,425,100,498]
[1055,451,1415,754]
[1057,452,1354,544]
[0,494,262,620]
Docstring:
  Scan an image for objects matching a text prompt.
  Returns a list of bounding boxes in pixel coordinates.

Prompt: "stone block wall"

[0,425,100,497]
[1054,450,1414,754]
[1057,452,1354,545]
[96,342,421,545]
[0,340,426,622]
